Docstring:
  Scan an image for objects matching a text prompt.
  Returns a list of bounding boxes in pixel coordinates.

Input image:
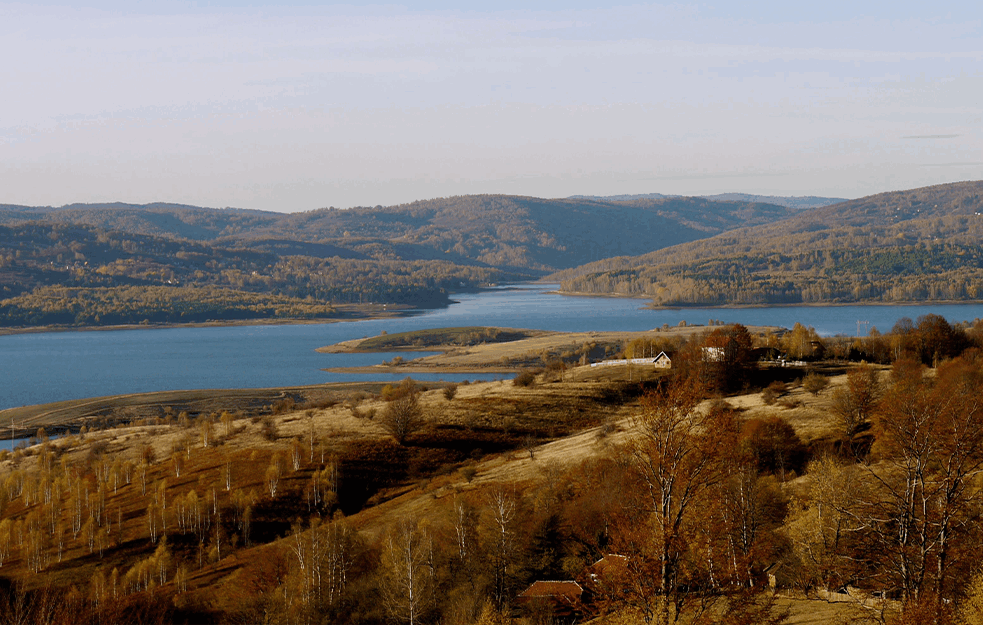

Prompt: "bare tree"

[487,486,520,612]
[171,452,184,478]
[199,416,214,448]
[220,411,235,438]
[381,391,425,445]
[266,455,283,499]
[381,520,434,625]
[289,516,357,618]
[860,357,983,609]
[626,375,737,625]
[830,363,882,449]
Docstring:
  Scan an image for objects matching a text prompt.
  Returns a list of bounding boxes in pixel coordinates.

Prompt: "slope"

[555,180,983,305]
[0,194,798,273]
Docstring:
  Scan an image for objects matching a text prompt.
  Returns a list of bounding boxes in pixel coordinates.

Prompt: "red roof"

[589,554,629,577]
[518,580,583,601]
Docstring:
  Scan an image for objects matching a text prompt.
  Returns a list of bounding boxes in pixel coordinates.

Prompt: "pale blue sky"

[1,1,980,211]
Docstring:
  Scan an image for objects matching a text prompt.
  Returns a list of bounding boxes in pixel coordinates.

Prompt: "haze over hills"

[569,193,848,210]
[555,180,983,306]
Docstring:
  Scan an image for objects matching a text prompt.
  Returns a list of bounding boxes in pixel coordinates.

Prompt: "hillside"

[0,362,853,624]
[0,194,804,329]
[0,222,506,327]
[0,195,797,273]
[6,315,983,623]
[556,180,983,306]
[699,193,848,210]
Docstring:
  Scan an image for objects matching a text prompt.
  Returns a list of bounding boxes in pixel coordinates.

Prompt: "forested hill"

[555,180,983,306]
[0,195,797,273]
[0,194,805,328]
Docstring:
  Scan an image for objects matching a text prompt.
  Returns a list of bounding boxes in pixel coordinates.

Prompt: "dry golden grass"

[320,325,783,374]
[0,359,883,624]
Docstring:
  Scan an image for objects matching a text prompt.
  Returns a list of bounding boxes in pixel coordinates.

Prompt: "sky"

[1,1,980,212]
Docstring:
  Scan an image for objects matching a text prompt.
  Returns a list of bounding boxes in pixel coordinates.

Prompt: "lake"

[3,283,983,412]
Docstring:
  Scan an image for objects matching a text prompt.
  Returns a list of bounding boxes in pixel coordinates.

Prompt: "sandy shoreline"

[0,304,417,337]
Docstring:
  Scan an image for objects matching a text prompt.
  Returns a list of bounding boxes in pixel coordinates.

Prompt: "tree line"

[0,222,514,328]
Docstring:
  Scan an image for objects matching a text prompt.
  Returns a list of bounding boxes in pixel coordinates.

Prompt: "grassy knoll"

[321,326,547,353]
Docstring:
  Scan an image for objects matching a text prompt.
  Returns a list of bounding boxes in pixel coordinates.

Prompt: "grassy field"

[321,324,785,374]
[0,336,888,623]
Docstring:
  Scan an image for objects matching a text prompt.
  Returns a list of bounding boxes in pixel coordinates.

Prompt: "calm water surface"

[3,283,983,411]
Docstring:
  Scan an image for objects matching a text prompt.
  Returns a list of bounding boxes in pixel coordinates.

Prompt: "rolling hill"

[0,195,799,273]
[0,194,805,328]
[554,180,983,306]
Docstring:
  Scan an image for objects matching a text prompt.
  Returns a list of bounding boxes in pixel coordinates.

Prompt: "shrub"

[802,372,830,396]
[381,390,424,444]
[381,378,418,402]
[513,371,537,387]
[761,388,778,405]
[260,416,279,441]
[740,415,808,478]
[271,398,296,415]
[443,384,458,401]
[761,380,786,405]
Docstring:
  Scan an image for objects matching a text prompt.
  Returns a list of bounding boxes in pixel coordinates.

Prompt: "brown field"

[0,335,888,624]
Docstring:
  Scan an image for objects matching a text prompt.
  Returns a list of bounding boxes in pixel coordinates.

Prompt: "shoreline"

[552,290,983,309]
[323,365,517,374]
[0,304,421,337]
[319,326,785,377]
[0,381,397,435]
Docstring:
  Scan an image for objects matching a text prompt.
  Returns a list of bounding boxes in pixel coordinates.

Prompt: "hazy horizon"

[2,1,980,212]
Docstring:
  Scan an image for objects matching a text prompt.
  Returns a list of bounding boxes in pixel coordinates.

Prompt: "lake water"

[3,283,983,412]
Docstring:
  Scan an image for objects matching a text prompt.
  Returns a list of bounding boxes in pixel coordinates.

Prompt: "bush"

[761,387,778,405]
[761,380,786,405]
[513,371,537,387]
[443,384,458,401]
[271,398,296,415]
[381,378,418,402]
[260,416,279,441]
[802,372,830,396]
[381,390,425,444]
[740,415,808,478]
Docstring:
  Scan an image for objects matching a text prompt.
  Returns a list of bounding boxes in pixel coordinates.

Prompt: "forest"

[4,315,983,624]
[5,183,983,328]
[0,196,801,274]
[555,181,983,305]
[0,222,510,327]
[0,193,806,329]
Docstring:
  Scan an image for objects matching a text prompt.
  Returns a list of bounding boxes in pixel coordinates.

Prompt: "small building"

[701,346,727,362]
[517,580,583,622]
[653,351,672,369]
[586,554,630,583]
